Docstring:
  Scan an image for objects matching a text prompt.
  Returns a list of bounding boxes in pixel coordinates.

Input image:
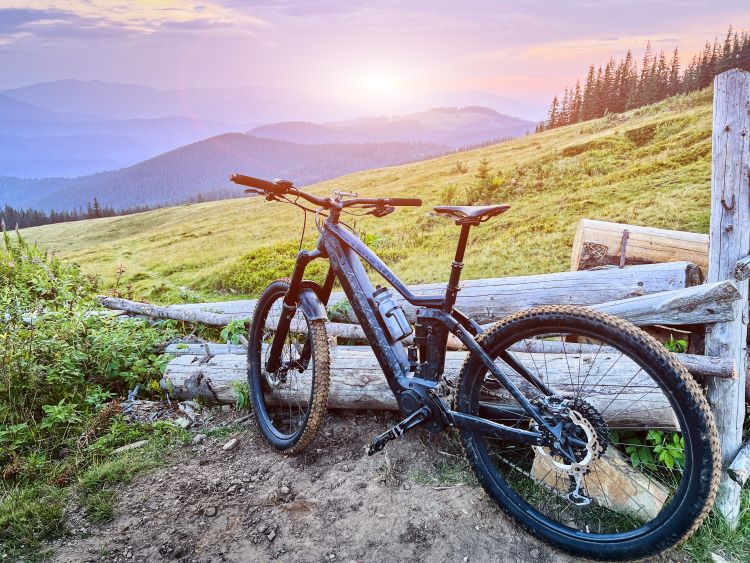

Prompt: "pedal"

[366,407,430,456]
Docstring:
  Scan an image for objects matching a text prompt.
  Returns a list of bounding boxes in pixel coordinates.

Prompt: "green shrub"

[215,239,328,296]
[0,231,177,479]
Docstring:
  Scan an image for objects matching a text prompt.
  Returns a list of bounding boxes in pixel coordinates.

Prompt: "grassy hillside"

[20,88,713,303]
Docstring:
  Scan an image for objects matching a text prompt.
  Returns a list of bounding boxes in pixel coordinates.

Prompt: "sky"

[0,0,748,112]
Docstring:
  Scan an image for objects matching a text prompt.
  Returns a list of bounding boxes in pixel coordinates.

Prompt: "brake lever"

[368,205,395,218]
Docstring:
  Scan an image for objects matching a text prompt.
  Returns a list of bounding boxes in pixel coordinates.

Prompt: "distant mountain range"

[0,79,536,212]
[2,134,449,211]
[249,106,532,149]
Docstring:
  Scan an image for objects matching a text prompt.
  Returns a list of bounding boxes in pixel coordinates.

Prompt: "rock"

[173,417,192,429]
[113,440,149,454]
[203,506,217,517]
[711,553,732,563]
[531,549,539,558]
[227,484,238,494]
[221,405,232,412]
[256,524,268,534]
[236,414,252,424]
[403,483,411,491]
[192,434,207,444]
[222,438,239,451]
[279,485,290,495]
[267,530,276,541]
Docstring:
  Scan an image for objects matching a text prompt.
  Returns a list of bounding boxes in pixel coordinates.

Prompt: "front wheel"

[248,279,330,454]
[456,306,720,561]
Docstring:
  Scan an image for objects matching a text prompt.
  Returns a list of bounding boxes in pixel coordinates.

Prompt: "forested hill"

[5,135,446,211]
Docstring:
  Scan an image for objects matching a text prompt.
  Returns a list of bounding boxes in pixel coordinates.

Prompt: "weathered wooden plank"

[164,341,735,380]
[704,68,750,526]
[570,219,709,272]
[163,348,679,428]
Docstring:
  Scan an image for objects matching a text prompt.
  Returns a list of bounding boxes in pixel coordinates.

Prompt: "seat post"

[444,222,472,311]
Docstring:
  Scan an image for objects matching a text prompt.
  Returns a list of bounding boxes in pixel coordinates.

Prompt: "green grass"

[0,423,188,561]
[20,88,714,302]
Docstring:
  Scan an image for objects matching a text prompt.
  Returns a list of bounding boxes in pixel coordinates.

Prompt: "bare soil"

[48,410,681,563]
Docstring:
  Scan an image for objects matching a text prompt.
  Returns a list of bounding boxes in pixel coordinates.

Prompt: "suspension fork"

[265,248,325,374]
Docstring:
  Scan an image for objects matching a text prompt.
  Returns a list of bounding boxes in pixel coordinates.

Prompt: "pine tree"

[559,86,571,126]
[637,41,654,106]
[570,80,583,124]
[546,95,560,128]
[654,51,669,101]
[92,197,102,219]
[668,47,681,96]
[581,65,597,120]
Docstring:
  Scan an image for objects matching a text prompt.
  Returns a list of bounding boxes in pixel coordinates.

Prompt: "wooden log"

[163,348,680,428]
[570,219,709,273]
[591,279,740,326]
[727,439,750,487]
[101,262,699,327]
[531,447,669,521]
[99,296,235,326]
[164,341,735,380]
[328,262,701,325]
[704,68,750,526]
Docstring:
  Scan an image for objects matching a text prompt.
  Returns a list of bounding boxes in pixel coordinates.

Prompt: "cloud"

[0,2,266,44]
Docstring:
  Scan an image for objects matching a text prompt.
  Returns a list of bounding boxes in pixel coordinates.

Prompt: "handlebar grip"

[388,198,422,207]
[230,174,280,193]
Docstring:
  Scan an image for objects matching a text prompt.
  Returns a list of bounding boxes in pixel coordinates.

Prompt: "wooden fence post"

[705,68,750,526]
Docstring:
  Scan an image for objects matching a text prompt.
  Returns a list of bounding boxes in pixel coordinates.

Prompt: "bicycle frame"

[266,206,563,448]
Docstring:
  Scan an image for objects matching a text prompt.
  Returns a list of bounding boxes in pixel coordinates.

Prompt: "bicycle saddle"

[432,204,511,224]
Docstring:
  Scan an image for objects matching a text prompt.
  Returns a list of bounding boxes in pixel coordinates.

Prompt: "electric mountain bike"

[230,173,720,561]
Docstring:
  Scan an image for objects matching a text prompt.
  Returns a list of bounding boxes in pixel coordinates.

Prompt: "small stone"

[221,405,231,412]
[113,440,149,454]
[256,524,268,534]
[279,485,290,495]
[402,483,411,490]
[530,549,539,558]
[222,438,239,451]
[192,434,207,444]
[227,484,238,494]
[267,530,276,541]
[204,506,217,517]
[173,417,191,429]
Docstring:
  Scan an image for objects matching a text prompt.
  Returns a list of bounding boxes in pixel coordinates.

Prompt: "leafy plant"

[664,335,688,353]
[221,319,248,345]
[233,381,250,411]
[612,429,685,471]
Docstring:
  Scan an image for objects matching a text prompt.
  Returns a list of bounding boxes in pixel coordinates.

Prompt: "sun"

[362,72,398,95]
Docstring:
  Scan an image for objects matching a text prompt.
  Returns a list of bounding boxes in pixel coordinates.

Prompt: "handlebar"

[341,197,422,207]
[230,173,422,210]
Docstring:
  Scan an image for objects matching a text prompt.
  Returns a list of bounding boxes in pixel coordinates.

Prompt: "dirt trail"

[50,411,581,562]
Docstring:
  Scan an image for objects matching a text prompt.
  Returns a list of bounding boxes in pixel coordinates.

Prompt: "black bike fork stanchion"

[266,249,318,374]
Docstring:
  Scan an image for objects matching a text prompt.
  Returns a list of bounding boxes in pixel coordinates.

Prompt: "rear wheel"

[248,280,330,454]
[456,306,720,560]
